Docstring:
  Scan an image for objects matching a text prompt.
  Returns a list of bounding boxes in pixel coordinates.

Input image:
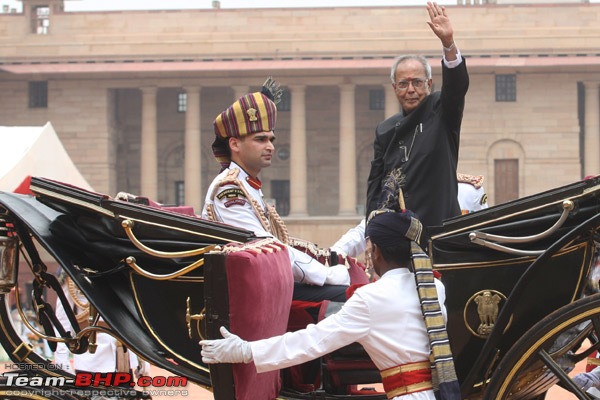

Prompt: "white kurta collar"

[380,267,412,279]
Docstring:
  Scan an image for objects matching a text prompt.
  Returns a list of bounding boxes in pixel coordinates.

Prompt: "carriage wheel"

[483,293,600,399]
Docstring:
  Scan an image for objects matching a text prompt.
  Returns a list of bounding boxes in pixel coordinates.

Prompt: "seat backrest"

[204,239,293,400]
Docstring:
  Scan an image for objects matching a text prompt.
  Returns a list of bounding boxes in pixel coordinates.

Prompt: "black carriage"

[0,176,599,399]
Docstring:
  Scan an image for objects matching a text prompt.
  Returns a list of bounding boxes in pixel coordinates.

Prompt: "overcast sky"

[3,0,460,12]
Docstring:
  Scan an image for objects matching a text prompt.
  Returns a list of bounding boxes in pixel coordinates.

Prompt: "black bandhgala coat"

[366,58,470,240]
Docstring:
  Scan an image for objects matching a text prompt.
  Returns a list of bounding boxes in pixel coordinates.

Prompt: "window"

[271,180,290,216]
[369,89,385,110]
[276,145,290,162]
[278,90,291,112]
[177,92,187,113]
[32,6,50,35]
[175,181,185,206]
[28,81,48,108]
[494,159,518,205]
[495,74,516,102]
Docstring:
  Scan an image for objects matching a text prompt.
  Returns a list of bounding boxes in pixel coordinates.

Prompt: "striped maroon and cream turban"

[211,90,278,170]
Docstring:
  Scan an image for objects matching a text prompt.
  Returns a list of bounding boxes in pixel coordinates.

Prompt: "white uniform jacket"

[201,162,328,286]
[250,268,447,400]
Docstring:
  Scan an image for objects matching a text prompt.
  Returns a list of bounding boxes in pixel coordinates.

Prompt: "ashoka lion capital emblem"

[246,108,258,122]
[464,289,508,338]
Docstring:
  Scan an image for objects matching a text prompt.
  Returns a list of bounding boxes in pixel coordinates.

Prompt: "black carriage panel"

[438,243,591,384]
[430,176,600,396]
[130,273,207,368]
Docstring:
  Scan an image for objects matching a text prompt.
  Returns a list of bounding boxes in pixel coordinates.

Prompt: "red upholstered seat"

[218,240,294,400]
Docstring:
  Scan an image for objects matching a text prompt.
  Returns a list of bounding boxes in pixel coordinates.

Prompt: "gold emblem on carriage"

[464,289,509,338]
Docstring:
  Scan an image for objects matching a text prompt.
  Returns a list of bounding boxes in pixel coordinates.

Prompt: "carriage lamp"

[0,231,18,293]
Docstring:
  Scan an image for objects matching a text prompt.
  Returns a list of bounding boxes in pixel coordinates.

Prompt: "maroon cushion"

[225,241,294,400]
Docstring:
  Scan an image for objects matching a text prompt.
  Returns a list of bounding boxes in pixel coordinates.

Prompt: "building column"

[288,84,308,216]
[140,86,157,200]
[584,81,600,177]
[339,84,357,216]
[184,86,201,210]
[384,83,399,118]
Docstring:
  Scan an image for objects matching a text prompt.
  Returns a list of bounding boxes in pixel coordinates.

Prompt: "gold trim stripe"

[232,98,246,135]
[380,360,430,378]
[387,380,433,399]
[214,115,226,138]
[253,92,269,130]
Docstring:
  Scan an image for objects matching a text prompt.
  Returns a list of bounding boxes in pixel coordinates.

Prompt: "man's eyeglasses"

[395,78,428,90]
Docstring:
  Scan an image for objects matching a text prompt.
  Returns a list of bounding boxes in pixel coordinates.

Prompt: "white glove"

[573,370,600,391]
[325,264,350,286]
[199,326,253,364]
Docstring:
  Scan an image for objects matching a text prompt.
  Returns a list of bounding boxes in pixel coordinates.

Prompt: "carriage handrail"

[467,239,544,256]
[125,255,207,280]
[121,219,219,258]
[460,211,600,397]
[467,200,574,256]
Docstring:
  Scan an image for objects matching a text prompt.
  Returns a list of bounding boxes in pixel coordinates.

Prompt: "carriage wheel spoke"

[568,316,600,364]
[591,314,600,340]
[538,349,589,400]
[573,314,600,363]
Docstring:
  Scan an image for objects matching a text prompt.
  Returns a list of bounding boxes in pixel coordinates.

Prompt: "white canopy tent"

[0,122,93,193]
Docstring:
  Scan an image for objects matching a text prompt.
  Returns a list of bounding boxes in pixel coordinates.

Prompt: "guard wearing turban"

[366,207,460,400]
[201,78,351,301]
[211,77,281,171]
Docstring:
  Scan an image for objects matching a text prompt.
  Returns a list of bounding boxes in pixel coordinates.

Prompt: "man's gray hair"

[390,55,432,83]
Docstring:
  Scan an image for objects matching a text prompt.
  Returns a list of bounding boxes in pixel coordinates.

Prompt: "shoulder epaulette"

[218,168,241,187]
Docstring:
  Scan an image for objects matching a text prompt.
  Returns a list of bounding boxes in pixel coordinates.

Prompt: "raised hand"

[426,1,454,49]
